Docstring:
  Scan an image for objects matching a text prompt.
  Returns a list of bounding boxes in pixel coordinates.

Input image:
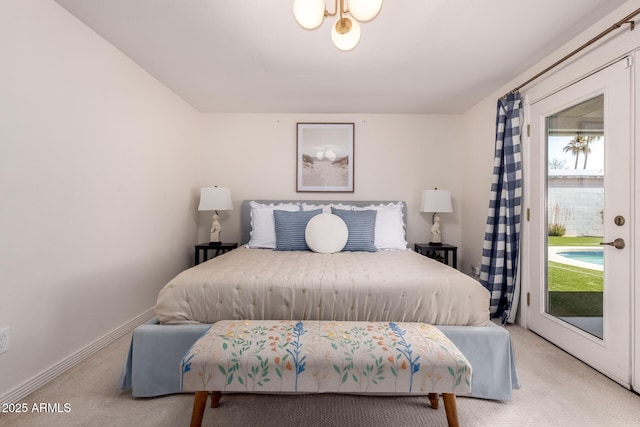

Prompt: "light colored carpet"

[2,324,640,427]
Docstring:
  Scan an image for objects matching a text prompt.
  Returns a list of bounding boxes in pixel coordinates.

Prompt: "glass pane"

[546,95,604,339]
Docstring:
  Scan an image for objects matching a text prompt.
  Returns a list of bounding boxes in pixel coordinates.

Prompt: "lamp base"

[208,241,222,246]
[428,242,443,246]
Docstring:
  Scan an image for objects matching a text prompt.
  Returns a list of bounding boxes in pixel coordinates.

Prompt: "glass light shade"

[331,17,361,51]
[293,0,326,30]
[347,0,383,22]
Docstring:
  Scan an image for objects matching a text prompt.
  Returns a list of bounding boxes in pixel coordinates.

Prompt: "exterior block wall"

[547,173,603,237]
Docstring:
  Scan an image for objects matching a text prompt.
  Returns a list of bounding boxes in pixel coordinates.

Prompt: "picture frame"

[296,123,354,192]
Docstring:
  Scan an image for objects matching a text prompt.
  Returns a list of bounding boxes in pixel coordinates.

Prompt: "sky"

[548,136,604,171]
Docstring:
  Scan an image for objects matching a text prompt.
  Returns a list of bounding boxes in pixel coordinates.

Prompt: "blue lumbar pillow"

[331,208,377,252]
[274,209,322,251]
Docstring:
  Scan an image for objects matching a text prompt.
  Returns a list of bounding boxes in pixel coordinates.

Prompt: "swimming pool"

[557,249,603,266]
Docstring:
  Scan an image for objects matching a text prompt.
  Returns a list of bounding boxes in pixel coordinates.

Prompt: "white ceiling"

[54,0,627,114]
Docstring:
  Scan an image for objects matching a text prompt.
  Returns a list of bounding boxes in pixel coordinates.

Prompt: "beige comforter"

[155,247,490,326]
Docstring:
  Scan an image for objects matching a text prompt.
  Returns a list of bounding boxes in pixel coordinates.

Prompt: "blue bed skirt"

[119,318,520,401]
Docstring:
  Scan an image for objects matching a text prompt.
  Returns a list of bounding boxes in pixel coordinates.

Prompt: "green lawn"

[548,236,602,246]
[547,236,603,291]
[547,261,603,292]
[546,236,604,316]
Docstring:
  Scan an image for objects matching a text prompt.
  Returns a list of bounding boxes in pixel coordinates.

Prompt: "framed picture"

[296,123,354,192]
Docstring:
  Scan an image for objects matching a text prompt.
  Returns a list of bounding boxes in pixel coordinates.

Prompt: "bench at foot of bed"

[190,391,460,427]
[181,320,472,427]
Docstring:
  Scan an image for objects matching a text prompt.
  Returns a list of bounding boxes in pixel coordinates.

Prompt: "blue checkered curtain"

[480,92,523,324]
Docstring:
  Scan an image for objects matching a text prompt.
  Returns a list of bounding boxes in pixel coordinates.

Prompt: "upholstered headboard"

[240,200,407,245]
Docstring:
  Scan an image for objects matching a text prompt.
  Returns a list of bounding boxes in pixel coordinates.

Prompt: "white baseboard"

[0,308,155,405]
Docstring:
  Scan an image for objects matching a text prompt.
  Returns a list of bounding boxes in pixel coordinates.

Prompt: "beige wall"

[0,0,200,398]
[459,97,497,275]
[198,114,466,256]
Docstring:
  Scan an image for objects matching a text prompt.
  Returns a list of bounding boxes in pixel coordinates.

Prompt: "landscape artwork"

[296,123,354,192]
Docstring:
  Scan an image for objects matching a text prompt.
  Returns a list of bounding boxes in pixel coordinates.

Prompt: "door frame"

[518,15,639,391]
[634,49,639,392]
[524,58,634,387]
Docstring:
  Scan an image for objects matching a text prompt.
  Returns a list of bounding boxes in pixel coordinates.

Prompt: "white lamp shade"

[348,0,383,22]
[293,0,326,30]
[420,189,453,213]
[331,17,361,51]
[198,187,233,211]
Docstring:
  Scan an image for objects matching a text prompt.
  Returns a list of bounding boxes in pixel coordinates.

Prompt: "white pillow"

[356,202,408,250]
[305,213,348,254]
[301,203,354,214]
[247,202,299,249]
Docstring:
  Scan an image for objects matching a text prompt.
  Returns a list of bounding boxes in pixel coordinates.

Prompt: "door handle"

[600,238,625,249]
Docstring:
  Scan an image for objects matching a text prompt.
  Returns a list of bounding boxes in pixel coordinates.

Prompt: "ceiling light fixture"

[293,0,383,51]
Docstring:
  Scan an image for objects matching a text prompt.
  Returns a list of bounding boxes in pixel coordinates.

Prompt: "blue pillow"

[331,208,377,252]
[274,209,322,251]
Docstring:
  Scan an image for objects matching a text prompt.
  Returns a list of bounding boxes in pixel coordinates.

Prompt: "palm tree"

[581,135,600,169]
[563,138,582,169]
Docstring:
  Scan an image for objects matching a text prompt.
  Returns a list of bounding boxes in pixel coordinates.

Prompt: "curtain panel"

[480,92,523,323]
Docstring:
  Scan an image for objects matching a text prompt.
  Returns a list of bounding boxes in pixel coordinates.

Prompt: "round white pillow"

[305,213,348,254]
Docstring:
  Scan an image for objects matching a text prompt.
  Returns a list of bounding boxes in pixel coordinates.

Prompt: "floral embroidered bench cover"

[181,320,472,395]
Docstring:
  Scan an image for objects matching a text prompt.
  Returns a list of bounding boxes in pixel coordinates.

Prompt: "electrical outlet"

[0,327,9,354]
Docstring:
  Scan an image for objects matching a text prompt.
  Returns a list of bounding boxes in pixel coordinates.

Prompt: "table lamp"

[198,186,233,245]
[420,188,453,246]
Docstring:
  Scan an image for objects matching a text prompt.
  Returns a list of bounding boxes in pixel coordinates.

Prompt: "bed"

[119,200,519,400]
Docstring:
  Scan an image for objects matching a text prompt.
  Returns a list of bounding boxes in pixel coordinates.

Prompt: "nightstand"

[194,242,238,265]
[414,243,458,269]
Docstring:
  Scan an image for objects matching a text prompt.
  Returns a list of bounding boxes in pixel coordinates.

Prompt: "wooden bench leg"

[210,391,222,408]
[427,393,439,409]
[442,393,460,427]
[190,391,209,427]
